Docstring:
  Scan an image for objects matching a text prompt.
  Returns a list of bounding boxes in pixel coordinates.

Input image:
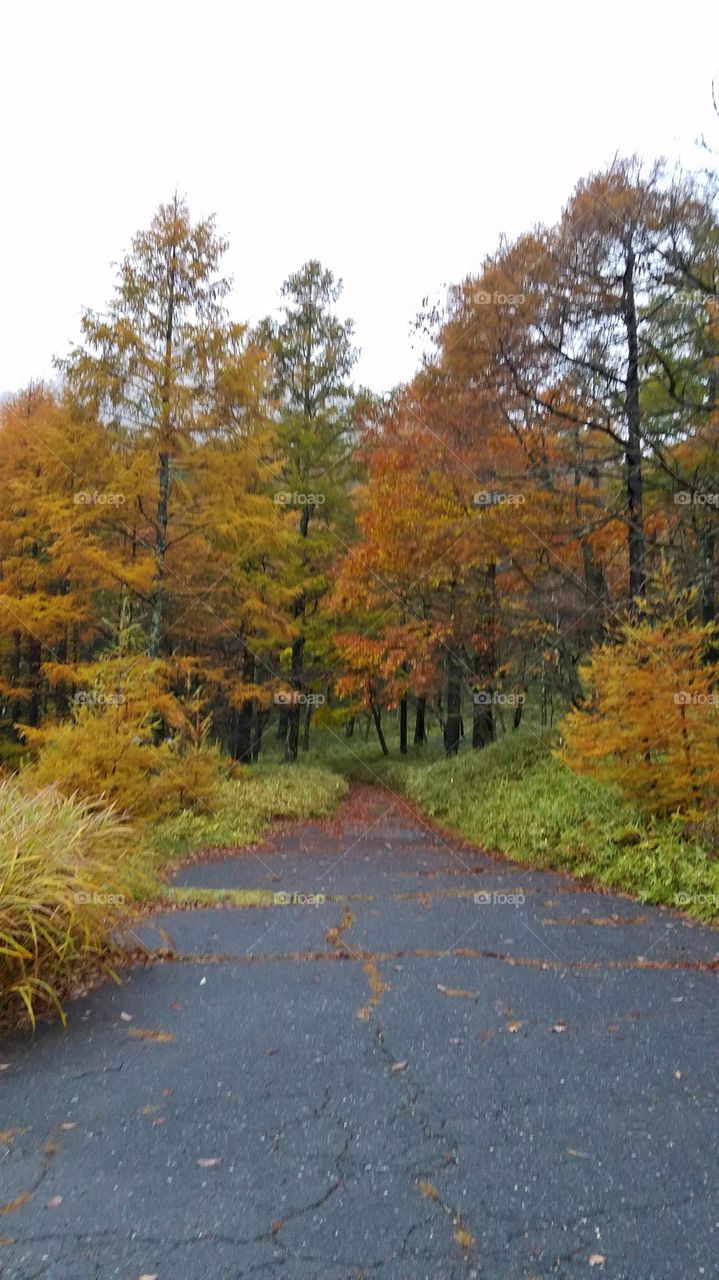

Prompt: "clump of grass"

[365,734,719,921]
[0,778,136,1027]
[148,764,348,865]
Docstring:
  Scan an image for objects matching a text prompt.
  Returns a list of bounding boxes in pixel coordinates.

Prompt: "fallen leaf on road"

[163,1088,173,1096]
[0,1129,25,1145]
[197,1157,222,1167]
[138,1105,162,1115]
[59,1123,78,1131]
[128,1029,175,1043]
[437,984,476,999]
[390,1060,408,1073]
[567,1148,590,1158]
[552,1022,567,1033]
[170,1002,182,1011]
[0,1064,10,1071]
[588,1255,605,1266]
[454,1223,475,1250]
[506,1020,525,1033]
[419,1180,440,1200]
[0,1238,17,1246]
[0,1194,32,1215]
[675,1070,682,1080]
[138,1274,158,1279]
[45,1196,62,1209]
[120,1012,133,1022]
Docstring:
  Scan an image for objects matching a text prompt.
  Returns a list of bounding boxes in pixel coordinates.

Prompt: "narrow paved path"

[1,786,717,1279]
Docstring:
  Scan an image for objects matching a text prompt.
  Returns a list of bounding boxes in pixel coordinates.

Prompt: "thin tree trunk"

[285,635,304,761]
[345,715,355,738]
[622,241,645,609]
[399,697,407,754]
[148,449,170,657]
[234,648,255,763]
[472,562,496,749]
[444,652,462,755]
[252,708,268,761]
[413,696,426,744]
[301,701,312,751]
[371,702,389,756]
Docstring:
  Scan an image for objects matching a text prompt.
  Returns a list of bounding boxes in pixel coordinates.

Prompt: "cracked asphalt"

[1,785,717,1279]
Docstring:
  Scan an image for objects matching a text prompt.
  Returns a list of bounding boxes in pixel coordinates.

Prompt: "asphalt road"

[1,786,717,1279]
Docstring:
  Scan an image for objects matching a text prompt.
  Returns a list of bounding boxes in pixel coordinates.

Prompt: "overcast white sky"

[1,0,717,396]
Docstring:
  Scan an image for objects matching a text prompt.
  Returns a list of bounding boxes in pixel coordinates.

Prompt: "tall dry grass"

[0,778,133,1027]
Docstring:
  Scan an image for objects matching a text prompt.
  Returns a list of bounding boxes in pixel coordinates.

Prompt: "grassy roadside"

[145,765,347,870]
[305,725,719,922]
[143,764,348,906]
[1,764,347,1029]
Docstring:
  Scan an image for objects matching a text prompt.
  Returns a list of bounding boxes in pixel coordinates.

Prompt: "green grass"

[146,763,348,870]
[325,728,718,922]
[280,709,718,922]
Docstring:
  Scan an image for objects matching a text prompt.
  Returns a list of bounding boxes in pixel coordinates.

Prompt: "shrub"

[0,779,133,1026]
[559,604,719,817]
[22,657,224,820]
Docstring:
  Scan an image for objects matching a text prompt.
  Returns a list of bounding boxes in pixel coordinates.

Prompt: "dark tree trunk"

[277,706,289,740]
[399,697,407,754]
[371,702,389,756]
[472,689,494,748]
[413,697,426,745]
[252,708,268,761]
[233,649,256,763]
[148,449,170,657]
[301,701,312,751]
[10,630,23,731]
[472,562,496,749]
[345,716,355,738]
[149,230,177,659]
[622,242,645,609]
[444,652,462,755]
[285,635,304,762]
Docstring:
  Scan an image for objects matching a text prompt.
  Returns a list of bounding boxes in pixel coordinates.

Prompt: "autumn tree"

[560,571,719,815]
[258,261,359,758]
[60,194,257,658]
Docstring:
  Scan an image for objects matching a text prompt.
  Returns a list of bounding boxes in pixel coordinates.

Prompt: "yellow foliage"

[560,602,719,817]
[21,657,224,820]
